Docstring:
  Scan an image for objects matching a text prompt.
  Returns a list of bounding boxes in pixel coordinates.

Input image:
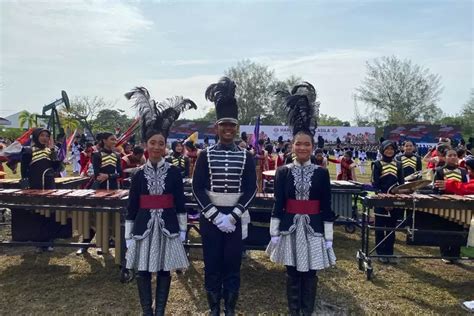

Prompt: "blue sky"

[1,0,472,122]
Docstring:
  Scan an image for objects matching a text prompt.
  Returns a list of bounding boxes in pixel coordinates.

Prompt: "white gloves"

[324,221,334,242]
[271,236,281,245]
[325,240,333,249]
[179,231,186,242]
[214,213,236,233]
[125,220,134,240]
[269,217,281,237]
[126,239,133,249]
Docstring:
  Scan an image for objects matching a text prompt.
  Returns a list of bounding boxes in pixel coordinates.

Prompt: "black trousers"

[286,266,317,278]
[374,208,402,255]
[200,216,243,293]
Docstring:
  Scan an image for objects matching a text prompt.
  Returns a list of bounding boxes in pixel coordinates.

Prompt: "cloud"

[1,1,153,63]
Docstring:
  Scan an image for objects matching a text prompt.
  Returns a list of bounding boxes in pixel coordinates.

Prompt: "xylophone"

[364,193,474,228]
[0,176,89,189]
[357,193,474,280]
[0,189,128,265]
[183,180,365,248]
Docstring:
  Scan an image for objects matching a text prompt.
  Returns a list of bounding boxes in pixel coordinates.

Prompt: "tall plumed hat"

[205,77,238,125]
[275,81,319,137]
[125,87,197,142]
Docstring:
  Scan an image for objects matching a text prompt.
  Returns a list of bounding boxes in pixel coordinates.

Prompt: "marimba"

[183,180,365,248]
[357,193,474,280]
[0,176,89,189]
[0,189,128,265]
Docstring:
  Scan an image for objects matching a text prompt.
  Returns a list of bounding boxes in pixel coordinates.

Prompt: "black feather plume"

[205,77,238,123]
[275,81,319,136]
[125,87,197,141]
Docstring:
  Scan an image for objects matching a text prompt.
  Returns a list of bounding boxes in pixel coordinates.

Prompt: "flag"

[252,115,261,153]
[66,129,77,151]
[116,118,140,148]
[184,131,198,145]
[58,137,67,161]
[0,128,34,172]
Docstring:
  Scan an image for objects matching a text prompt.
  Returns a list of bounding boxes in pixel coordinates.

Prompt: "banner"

[239,125,376,143]
[383,124,462,144]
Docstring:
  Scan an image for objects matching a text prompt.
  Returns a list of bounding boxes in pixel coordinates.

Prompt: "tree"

[225,60,276,125]
[266,75,303,125]
[460,89,474,137]
[194,108,216,122]
[92,109,134,133]
[318,114,350,126]
[59,109,80,134]
[356,56,443,125]
[18,110,38,129]
[68,96,114,138]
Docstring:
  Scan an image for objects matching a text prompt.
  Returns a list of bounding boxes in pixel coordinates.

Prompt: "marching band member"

[435,155,474,195]
[371,140,404,263]
[167,140,190,178]
[77,132,122,255]
[121,145,146,181]
[18,128,63,251]
[396,140,422,177]
[433,147,467,262]
[124,87,196,315]
[267,82,336,315]
[192,77,257,315]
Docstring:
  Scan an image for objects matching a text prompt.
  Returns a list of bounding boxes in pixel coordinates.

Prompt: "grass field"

[0,159,473,315]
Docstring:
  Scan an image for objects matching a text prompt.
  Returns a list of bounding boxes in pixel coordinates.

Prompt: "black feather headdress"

[125,87,197,142]
[275,81,319,137]
[205,77,238,124]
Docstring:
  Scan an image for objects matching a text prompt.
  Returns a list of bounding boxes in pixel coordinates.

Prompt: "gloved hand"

[126,239,133,249]
[325,240,333,249]
[179,231,186,242]
[216,214,236,233]
[271,236,281,245]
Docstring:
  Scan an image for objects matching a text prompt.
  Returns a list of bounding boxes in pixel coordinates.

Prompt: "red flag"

[66,129,77,151]
[116,118,140,147]
[17,128,35,145]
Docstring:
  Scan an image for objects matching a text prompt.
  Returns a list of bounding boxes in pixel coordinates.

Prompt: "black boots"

[286,275,318,316]
[301,276,317,316]
[286,275,301,316]
[136,272,153,316]
[206,291,221,316]
[223,290,239,316]
[155,274,171,316]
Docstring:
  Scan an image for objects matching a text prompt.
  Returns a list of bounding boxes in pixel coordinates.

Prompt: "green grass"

[1,157,473,314]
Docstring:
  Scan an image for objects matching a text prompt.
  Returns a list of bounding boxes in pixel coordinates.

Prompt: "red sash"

[286,199,320,215]
[139,194,174,209]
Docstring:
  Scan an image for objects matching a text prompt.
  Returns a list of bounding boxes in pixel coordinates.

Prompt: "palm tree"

[18,110,38,129]
[59,109,80,134]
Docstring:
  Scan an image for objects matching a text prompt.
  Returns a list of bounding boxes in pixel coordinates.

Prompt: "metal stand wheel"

[345,223,356,234]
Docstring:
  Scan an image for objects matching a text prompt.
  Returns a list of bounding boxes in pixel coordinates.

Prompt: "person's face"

[344,155,351,162]
[404,142,415,154]
[124,144,132,153]
[292,133,313,162]
[446,150,458,166]
[216,122,237,144]
[38,131,50,146]
[146,134,166,161]
[175,143,183,154]
[103,135,117,149]
[315,153,324,161]
[383,146,395,158]
[238,141,247,149]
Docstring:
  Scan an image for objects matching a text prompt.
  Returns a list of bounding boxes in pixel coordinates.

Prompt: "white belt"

[206,190,242,207]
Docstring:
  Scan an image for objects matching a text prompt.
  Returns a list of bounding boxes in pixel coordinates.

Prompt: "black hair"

[132,146,144,155]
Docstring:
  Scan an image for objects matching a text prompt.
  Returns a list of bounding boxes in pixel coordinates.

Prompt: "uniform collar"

[215,142,237,151]
[293,159,312,167]
[147,158,165,169]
